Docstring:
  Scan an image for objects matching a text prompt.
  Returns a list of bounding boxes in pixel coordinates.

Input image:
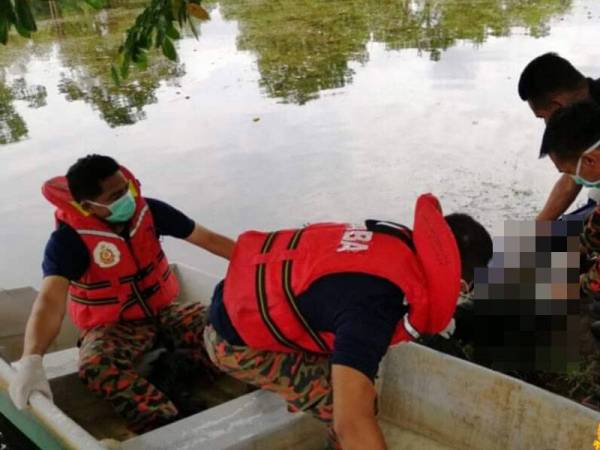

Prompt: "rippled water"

[1,0,599,288]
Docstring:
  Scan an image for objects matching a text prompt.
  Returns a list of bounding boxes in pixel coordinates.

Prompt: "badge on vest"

[93,241,121,268]
[337,225,373,252]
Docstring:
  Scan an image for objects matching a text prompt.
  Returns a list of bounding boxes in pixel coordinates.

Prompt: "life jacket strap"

[403,314,420,339]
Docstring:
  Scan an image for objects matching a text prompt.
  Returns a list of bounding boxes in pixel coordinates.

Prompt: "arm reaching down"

[9,275,69,408]
[185,223,235,260]
[332,364,387,450]
[22,276,69,357]
[536,174,581,221]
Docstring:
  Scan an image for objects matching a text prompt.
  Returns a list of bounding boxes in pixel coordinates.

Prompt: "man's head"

[540,100,600,186]
[66,154,135,222]
[518,53,589,123]
[445,213,493,289]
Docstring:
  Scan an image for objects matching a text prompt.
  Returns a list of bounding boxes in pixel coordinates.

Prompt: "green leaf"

[120,52,131,79]
[14,21,31,38]
[155,26,165,48]
[155,15,167,48]
[139,33,151,50]
[177,1,186,27]
[14,0,37,32]
[84,0,107,10]
[111,64,121,86]
[166,22,180,40]
[187,16,198,39]
[161,37,177,61]
[0,20,9,45]
[134,50,148,70]
[0,0,17,24]
[171,0,182,20]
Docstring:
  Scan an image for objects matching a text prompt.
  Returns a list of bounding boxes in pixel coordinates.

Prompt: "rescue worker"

[9,154,235,432]
[203,194,493,450]
[540,101,600,292]
[540,100,600,408]
[518,52,600,221]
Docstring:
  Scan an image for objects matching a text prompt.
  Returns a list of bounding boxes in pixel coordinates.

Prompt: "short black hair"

[445,213,493,283]
[518,53,585,107]
[540,100,600,161]
[66,154,120,202]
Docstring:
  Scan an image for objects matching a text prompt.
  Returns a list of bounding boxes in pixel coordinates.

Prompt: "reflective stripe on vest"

[403,314,420,340]
[254,228,331,353]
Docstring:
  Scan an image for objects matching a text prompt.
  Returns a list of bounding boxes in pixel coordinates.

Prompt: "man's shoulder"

[48,221,80,245]
[144,197,175,216]
[43,222,90,280]
[143,197,195,238]
[144,197,163,211]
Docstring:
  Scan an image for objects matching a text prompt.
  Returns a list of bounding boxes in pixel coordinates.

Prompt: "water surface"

[1,0,599,288]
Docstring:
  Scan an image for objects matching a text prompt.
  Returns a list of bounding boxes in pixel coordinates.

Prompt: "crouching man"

[9,154,235,432]
[203,194,492,450]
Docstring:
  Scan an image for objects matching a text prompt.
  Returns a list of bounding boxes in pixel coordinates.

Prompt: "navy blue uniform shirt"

[42,198,195,281]
[209,273,407,381]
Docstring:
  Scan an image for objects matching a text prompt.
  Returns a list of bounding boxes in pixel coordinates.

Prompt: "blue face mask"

[88,187,136,223]
[572,138,600,188]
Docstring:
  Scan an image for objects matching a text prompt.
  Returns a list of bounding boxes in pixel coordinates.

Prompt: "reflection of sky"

[1,2,599,288]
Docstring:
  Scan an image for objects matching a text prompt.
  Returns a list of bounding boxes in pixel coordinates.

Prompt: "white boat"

[1,263,599,450]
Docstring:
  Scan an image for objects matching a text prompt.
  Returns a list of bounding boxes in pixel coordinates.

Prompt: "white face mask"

[572,137,600,188]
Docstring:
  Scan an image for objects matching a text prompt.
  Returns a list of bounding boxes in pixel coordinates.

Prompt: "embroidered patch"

[93,241,121,268]
[337,225,373,253]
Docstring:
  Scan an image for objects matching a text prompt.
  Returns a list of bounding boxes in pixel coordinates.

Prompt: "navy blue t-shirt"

[209,273,407,381]
[42,198,195,280]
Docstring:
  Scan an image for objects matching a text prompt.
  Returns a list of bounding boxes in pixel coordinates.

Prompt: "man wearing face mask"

[9,154,235,432]
[541,100,600,331]
[518,53,600,221]
[203,194,492,450]
[540,101,600,410]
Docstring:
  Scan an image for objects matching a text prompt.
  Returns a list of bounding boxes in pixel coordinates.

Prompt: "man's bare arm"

[536,174,581,221]
[332,364,387,450]
[22,276,69,357]
[185,224,235,260]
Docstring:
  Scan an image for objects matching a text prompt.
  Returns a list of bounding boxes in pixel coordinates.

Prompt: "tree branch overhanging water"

[0,0,209,83]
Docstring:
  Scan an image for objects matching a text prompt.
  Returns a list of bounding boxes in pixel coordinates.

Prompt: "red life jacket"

[42,167,179,330]
[223,194,461,353]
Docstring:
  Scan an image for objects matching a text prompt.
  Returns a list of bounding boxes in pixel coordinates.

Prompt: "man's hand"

[332,364,387,450]
[536,174,581,221]
[185,224,235,260]
[9,355,53,409]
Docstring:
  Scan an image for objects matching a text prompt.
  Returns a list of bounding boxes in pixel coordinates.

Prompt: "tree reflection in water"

[217,0,571,104]
[0,0,573,144]
[0,78,47,144]
[0,0,185,143]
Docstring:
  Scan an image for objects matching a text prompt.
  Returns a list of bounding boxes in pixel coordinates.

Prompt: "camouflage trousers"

[78,302,212,433]
[203,325,341,450]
